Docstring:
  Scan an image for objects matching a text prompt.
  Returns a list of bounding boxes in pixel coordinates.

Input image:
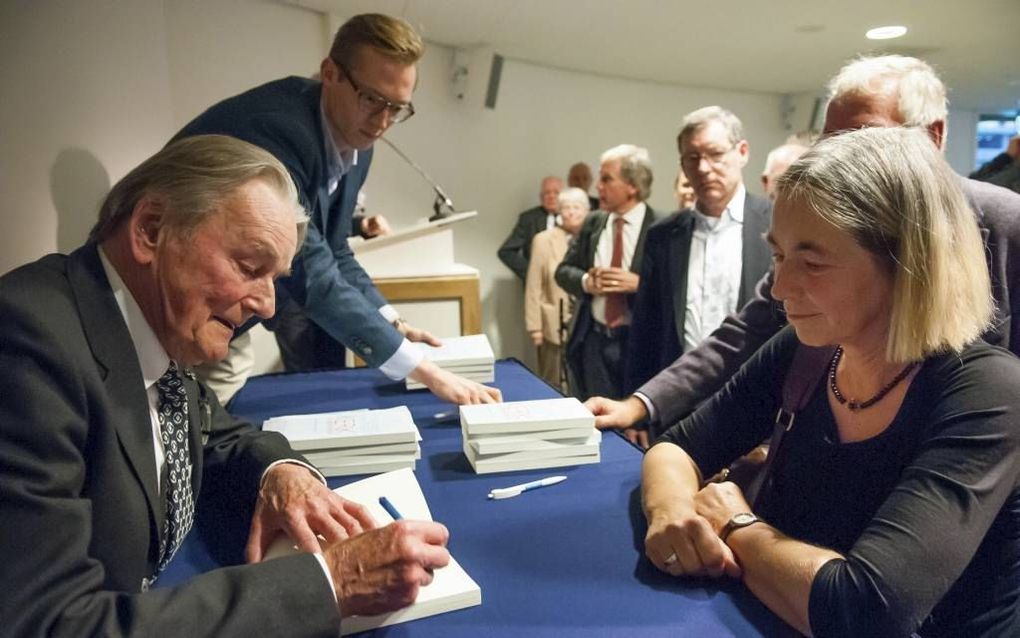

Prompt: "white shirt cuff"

[581,272,590,293]
[633,392,657,424]
[313,552,340,605]
[377,304,400,323]
[378,338,425,380]
[259,459,328,489]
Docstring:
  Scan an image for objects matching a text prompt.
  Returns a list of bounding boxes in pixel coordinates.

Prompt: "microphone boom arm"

[378,136,456,221]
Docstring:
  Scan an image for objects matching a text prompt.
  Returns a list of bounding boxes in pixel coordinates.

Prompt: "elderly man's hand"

[325,520,451,617]
[245,463,377,563]
[598,267,639,294]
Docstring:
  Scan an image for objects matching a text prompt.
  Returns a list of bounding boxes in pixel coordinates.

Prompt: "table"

[161,360,791,637]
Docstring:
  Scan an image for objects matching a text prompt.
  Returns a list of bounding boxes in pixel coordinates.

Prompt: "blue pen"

[379,496,404,521]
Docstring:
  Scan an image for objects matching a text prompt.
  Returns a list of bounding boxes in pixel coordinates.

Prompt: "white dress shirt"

[589,202,646,326]
[683,186,745,352]
[98,248,338,600]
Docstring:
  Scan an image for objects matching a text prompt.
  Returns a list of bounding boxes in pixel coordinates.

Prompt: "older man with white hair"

[760,143,808,201]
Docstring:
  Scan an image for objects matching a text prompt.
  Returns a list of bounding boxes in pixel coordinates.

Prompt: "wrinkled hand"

[645,504,741,580]
[412,361,502,405]
[396,319,442,347]
[583,267,601,294]
[530,332,544,347]
[245,463,377,563]
[693,481,752,538]
[325,520,451,617]
[597,267,639,294]
[585,395,648,430]
[360,214,393,238]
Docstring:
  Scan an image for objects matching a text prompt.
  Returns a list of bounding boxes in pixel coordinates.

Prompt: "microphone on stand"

[378,136,456,221]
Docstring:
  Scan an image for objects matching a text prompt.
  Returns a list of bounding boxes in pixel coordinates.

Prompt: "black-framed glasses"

[335,60,415,124]
[680,145,736,169]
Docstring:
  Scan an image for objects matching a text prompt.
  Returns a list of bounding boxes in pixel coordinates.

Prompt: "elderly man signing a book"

[0,135,450,637]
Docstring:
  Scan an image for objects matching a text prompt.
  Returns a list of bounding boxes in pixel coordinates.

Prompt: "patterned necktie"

[604,215,626,328]
[154,361,194,579]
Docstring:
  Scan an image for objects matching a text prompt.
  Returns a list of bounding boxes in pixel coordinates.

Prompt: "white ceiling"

[286,0,1020,114]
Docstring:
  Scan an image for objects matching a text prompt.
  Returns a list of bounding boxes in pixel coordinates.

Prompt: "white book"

[412,334,495,367]
[465,449,601,475]
[407,371,494,390]
[469,429,600,455]
[265,468,481,634]
[301,439,421,457]
[316,458,417,478]
[263,406,419,450]
[306,446,421,467]
[459,398,594,436]
[464,431,600,464]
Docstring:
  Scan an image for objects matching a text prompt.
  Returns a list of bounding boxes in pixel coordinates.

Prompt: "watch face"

[732,512,757,526]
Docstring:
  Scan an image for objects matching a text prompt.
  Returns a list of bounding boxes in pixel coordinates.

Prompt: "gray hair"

[677,106,745,149]
[90,135,308,245]
[763,143,809,177]
[558,187,591,210]
[826,54,948,128]
[600,144,653,201]
[775,126,991,362]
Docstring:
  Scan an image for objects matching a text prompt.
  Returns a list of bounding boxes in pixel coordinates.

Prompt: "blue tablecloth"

[161,360,791,637]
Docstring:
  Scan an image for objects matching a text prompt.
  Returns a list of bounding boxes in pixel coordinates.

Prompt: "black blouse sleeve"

[654,326,800,479]
[808,346,1020,637]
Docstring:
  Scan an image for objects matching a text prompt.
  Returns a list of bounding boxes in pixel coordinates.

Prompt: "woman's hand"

[693,481,752,537]
[645,506,742,579]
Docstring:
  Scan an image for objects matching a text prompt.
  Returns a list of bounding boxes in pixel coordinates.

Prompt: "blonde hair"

[329,13,424,69]
[826,55,947,128]
[600,144,653,201]
[775,127,991,362]
[90,135,308,246]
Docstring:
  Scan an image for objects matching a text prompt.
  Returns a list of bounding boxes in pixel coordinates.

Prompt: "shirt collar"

[98,247,171,389]
[694,184,745,226]
[611,201,647,224]
[319,99,358,179]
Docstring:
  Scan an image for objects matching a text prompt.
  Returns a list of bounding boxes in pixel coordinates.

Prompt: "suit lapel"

[586,212,609,267]
[669,212,696,345]
[738,195,773,305]
[67,244,162,536]
[631,207,656,273]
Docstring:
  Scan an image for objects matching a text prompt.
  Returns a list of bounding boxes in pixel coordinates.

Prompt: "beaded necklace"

[828,346,917,411]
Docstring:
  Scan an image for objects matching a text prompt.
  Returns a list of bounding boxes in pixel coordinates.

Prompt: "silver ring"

[664,552,678,565]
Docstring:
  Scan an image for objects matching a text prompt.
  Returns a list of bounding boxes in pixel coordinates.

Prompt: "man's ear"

[128,195,164,265]
[736,139,751,167]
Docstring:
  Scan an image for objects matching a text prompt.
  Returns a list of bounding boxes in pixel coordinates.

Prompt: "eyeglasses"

[335,60,415,124]
[680,145,736,169]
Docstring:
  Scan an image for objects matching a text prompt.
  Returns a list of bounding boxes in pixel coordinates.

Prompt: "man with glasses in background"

[174,13,500,406]
[624,106,771,396]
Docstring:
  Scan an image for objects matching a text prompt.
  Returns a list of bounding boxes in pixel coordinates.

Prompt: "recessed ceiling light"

[866,25,907,40]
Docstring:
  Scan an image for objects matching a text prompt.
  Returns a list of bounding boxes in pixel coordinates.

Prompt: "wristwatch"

[720,512,762,542]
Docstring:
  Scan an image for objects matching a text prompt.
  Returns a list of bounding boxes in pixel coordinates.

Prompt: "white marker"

[487,475,567,500]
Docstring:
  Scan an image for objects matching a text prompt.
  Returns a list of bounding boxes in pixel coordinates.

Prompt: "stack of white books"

[407,334,495,390]
[263,406,421,477]
[265,468,481,635]
[459,398,600,474]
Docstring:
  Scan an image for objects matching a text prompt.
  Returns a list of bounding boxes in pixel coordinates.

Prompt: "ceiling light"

[866,25,907,40]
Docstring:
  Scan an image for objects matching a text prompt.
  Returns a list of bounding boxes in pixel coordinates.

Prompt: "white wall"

[1,0,795,365]
[946,109,979,175]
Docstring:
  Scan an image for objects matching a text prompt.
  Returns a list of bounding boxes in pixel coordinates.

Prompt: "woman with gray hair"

[525,187,590,389]
[641,127,1020,637]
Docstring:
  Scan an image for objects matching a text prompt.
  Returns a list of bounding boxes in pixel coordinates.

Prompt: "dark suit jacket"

[173,77,402,367]
[0,244,339,637]
[639,178,1020,434]
[555,206,661,369]
[498,206,554,280]
[625,193,772,393]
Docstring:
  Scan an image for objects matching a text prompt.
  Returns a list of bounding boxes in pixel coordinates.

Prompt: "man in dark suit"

[586,54,1020,447]
[556,144,661,399]
[625,107,772,393]
[497,176,563,280]
[175,13,499,405]
[0,136,451,636]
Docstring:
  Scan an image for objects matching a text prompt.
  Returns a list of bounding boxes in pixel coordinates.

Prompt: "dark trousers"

[266,296,347,371]
[572,323,629,400]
